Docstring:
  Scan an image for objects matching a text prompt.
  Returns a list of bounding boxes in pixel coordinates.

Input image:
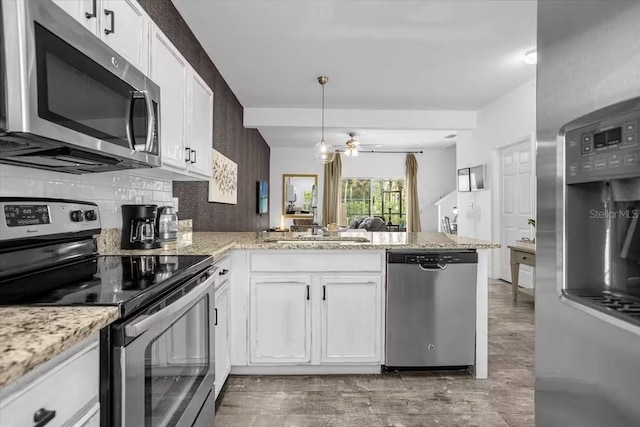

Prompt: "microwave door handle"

[124,92,135,151]
[141,90,156,154]
[124,272,216,338]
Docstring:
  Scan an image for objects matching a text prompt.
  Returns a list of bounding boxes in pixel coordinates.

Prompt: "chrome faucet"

[311,223,323,235]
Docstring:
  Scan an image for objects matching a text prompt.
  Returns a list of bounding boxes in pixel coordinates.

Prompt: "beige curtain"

[406,153,421,232]
[322,154,342,225]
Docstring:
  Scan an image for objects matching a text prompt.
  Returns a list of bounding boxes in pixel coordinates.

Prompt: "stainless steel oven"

[0,0,160,174]
[113,267,216,427]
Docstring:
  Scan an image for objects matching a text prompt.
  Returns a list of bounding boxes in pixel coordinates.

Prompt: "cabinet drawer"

[513,251,535,266]
[250,251,384,273]
[0,339,99,427]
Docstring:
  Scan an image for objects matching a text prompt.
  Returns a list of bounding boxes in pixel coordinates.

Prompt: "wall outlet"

[172,197,179,212]
[467,202,474,212]
[133,195,144,204]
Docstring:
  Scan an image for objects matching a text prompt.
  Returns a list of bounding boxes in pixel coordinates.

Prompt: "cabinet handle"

[191,149,196,164]
[306,285,310,300]
[33,408,56,427]
[85,0,97,18]
[322,285,326,301]
[104,9,115,34]
[185,147,191,162]
[219,269,229,276]
[214,308,218,326]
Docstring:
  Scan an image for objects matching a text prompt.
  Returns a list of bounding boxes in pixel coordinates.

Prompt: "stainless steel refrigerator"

[537,1,640,426]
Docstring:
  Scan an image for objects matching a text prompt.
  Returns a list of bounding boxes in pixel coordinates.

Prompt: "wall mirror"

[282,174,318,218]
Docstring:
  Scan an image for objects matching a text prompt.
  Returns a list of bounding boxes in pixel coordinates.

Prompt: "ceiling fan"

[340,132,381,157]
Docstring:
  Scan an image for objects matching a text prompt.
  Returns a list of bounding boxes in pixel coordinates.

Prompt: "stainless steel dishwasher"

[385,250,478,368]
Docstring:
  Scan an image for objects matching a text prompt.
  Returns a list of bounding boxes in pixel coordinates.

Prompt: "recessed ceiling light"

[524,48,537,65]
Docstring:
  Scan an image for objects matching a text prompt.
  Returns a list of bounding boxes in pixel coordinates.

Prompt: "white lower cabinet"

[249,276,312,364]
[214,279,231,399]
[320,276,382,364]
[246,270,383,366]
[0,335,100,427]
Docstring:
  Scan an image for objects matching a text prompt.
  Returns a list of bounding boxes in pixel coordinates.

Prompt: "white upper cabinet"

[186,71,214,179]
[52,0,149,74]
[51,0,98,33]
[148,26,213,180]
[99,0,149,73]
[150,25,189,171]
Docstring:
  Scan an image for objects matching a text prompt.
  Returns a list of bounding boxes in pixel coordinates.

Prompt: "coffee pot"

[121,205,162,249]
[156,206,178,242]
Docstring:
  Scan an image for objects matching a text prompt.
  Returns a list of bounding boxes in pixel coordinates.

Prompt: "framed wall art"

[209,149,238,204]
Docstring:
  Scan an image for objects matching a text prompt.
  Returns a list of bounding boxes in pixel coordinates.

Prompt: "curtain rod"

[337,150,424,154]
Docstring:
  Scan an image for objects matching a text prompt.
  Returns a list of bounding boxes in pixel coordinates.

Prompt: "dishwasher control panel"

[387,251,478,265]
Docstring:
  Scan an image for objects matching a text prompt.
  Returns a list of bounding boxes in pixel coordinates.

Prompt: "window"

[341,178,406,227]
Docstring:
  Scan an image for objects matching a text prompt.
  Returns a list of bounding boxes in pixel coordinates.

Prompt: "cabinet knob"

[33,408,56,427]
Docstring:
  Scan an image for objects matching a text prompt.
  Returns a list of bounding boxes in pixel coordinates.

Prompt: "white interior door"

[500,140,534,287]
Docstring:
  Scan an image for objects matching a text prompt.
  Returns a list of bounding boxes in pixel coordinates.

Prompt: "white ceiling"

[172,0,537,148]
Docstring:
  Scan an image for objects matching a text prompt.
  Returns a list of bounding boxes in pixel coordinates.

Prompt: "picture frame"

[470,165,485,191]
[209,149,238,204]
[457,168,471,192]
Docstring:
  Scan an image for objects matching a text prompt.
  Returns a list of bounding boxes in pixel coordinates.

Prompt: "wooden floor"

[214,280,534,427]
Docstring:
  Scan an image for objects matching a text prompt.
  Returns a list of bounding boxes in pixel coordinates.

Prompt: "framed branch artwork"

[209,149,238,204]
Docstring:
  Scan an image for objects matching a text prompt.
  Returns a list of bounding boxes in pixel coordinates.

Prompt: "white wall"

[270,146,457,231]
[0,165,173,229]
[456,79,536,277]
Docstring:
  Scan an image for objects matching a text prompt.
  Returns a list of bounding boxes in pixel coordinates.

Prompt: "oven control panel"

[0,198,101,241]
[566,109,640,184]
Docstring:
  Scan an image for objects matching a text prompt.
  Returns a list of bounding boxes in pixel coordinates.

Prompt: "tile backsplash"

[0,165,174,228]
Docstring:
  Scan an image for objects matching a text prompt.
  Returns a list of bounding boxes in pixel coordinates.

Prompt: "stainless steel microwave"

[0,0,161,174]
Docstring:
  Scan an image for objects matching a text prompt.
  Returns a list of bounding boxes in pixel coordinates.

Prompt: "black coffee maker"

[121,205,162,249]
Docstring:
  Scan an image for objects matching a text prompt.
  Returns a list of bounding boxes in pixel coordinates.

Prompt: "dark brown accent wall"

[138,0,270,231]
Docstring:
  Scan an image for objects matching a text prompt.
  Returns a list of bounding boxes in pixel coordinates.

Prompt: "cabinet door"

[250,276,311,364]
[320,276,382,363]
[100,0,149,73]
[214,280,231,399]
[51,0,99,33]
[150,25,189,171]
[187,71,214,178]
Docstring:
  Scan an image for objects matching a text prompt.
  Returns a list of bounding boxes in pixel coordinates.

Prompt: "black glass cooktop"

[0,255,212,317]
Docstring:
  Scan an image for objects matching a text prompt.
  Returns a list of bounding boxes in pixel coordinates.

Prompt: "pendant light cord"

[321,82,325,142]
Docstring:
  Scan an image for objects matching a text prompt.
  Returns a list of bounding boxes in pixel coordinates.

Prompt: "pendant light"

[312,76,336,164]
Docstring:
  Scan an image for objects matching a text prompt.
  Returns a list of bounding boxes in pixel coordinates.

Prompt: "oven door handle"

[124,273,215,338]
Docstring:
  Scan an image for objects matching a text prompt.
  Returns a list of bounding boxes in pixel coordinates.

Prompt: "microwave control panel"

[566,109,640,184]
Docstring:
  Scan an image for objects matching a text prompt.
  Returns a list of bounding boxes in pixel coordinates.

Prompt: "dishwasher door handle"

[418,263,448,271]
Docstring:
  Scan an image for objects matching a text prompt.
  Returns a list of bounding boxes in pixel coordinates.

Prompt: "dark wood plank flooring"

[214,280,534,426]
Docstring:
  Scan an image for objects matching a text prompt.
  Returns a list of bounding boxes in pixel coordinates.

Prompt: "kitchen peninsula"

[0,231,498,400]
[100,230,498,380]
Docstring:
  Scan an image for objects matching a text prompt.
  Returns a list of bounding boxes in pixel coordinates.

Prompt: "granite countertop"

[0,229,496,389]
[99,229,499,257]
[0,307,119,388]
